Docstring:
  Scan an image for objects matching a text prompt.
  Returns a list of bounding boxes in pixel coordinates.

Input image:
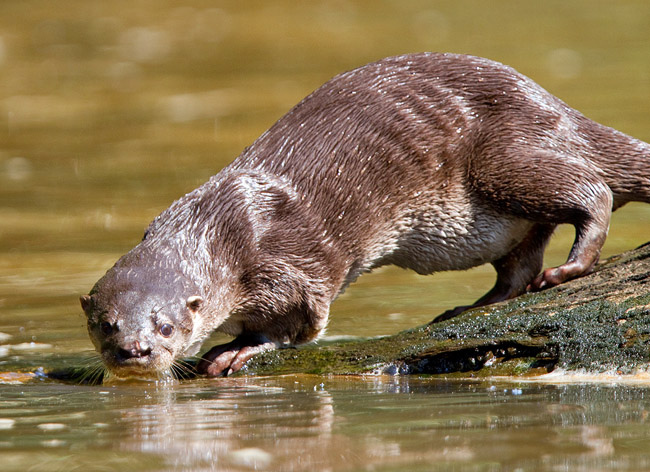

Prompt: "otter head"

[80,264,206,379]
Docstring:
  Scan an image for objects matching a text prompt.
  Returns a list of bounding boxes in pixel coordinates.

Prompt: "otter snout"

[116,340,152,362]
[101,336,169,378]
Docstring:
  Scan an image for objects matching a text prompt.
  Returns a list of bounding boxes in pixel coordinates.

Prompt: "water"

[2,0,650,470]
[2,376,650,471]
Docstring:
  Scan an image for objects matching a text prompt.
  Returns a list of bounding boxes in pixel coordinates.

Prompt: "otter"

[81,52,650,378]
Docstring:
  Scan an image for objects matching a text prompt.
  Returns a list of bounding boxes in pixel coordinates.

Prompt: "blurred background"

[1,0,650,356]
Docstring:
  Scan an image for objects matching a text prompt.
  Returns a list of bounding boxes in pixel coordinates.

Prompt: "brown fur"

[81,53,650,377]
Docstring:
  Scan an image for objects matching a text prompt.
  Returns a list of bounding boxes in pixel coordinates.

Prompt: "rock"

[244,242,650,377]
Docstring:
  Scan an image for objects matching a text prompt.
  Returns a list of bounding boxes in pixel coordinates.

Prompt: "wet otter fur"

[81,52,650,378]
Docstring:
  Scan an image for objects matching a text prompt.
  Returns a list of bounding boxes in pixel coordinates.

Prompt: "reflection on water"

[2,0,650,470]
[2,376,650,471]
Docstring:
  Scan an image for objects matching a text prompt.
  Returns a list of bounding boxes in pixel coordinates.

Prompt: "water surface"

[3,375,650,472]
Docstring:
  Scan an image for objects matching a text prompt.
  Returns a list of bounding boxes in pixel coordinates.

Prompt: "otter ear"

[80,295,92,313]
[186,295,204,312]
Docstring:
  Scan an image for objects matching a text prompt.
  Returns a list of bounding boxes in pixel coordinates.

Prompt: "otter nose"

[117,340,152,360]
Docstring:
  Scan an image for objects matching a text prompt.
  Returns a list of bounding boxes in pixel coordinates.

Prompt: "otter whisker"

[74,356,107,385]
[170,358,198,380]
[47,355,107,385]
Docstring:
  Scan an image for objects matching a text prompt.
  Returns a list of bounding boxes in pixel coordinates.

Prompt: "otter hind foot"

[527,257,599,292]
[197,334,278,377]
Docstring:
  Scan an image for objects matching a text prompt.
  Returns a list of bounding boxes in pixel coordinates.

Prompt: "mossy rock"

[244,242,650,377]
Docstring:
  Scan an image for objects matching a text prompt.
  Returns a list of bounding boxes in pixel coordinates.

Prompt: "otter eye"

[100,321,113,336]
[159,323,174,337]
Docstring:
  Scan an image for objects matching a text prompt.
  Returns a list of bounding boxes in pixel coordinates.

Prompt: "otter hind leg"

[434,149,615,322]
[528,185,612,291]
[433,223,555,322]
[472,147,615,283]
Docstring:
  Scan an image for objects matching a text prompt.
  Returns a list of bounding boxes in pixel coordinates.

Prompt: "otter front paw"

[196,335,277,377]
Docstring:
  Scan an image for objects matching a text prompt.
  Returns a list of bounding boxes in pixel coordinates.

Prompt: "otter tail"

[583,119,650,208]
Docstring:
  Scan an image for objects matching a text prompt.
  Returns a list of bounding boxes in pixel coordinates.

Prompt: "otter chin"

[82,52,650,378]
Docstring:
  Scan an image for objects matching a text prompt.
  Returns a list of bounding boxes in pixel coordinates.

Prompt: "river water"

[2,1,650,470]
